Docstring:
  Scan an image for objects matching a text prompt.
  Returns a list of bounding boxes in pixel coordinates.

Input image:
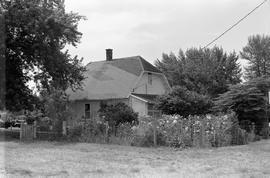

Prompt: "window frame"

[85,103,91,119]
[148,72,152,85]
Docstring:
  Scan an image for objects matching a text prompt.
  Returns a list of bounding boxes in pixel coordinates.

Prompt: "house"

[66,49,171,123]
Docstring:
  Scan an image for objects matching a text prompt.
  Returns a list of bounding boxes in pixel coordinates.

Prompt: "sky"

[65,0,270,66]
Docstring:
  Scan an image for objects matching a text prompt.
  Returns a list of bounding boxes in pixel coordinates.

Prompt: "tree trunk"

[0,13,6,110]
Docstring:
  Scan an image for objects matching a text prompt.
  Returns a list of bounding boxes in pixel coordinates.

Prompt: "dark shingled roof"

[139,56,162,73]
[109,56,143,76]
[109,56,162,76]
[67,56,164,100]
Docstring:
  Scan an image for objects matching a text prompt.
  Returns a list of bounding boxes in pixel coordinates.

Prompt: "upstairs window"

[85,104,90,119]
[148,73,152,85]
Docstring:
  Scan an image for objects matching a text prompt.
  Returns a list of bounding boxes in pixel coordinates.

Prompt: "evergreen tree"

[241,34,270,80]
[155,47,242,98]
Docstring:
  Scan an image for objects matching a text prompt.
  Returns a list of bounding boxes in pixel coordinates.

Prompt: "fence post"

[105,121,109,143]
[190,120,194,146]
[20,123,23,140]
[33,121,37,139]
[153,117,157,147]
[62,121,67,136]
[200,120,205,147]
[153,111,161,147]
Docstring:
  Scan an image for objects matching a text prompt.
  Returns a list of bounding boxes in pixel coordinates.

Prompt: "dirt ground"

[0,139,270,178]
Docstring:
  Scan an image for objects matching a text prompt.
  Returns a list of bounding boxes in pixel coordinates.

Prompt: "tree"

[155,47,242,98]
[241,34,270,80]
[2,0,86,111]
[156,86,212,117]
[213,77,270,136]
[0,11,6,110]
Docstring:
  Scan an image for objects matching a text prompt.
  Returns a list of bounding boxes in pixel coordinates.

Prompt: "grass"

[1,139,270,177]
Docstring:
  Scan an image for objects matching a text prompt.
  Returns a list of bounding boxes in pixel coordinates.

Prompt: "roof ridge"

[85,56,142,66]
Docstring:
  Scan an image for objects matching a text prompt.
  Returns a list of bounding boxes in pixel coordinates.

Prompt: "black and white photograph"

[0,0,270,177]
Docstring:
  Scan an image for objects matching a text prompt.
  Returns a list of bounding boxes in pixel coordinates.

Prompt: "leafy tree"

[155,47,242,98]
[156,86,212,117]
[213,77,270,136]
[241,34,270,80]
[1,0,86,111]
[98,103,138,133]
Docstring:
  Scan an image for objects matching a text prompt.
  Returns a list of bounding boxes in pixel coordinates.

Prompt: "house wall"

[69,99,128,126]
[129,96,147,116]
[134,73,168,95]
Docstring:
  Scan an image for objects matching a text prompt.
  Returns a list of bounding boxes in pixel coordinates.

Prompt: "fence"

[20,121,67,141]
[20,123,36,141]
[136,113,256,148]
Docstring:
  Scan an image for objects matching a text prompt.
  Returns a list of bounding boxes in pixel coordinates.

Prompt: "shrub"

[67,124,83,141]
[66,111,256,149]
[156,86,213,117]
[110,123,135,145]
[98,102,138,135]
[213,77,270,137]
[41,88,72,138]
[136,112,254,148]
[79,119,107,143]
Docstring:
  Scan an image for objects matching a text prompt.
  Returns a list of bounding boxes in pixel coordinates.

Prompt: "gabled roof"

[139,56,162,73]
[109,56,162,75]
[67,56,162,100]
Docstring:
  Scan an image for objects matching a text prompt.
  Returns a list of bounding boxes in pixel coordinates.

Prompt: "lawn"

[1,139,270,178]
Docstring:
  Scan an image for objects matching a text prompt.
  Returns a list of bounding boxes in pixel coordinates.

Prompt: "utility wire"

[203,0,268,49]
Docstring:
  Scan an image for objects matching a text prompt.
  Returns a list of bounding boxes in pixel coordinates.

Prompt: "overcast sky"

[65,0,270,66]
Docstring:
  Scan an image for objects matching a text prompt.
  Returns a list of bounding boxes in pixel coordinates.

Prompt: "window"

[147,103,154,116]
[147,103,161,117]
[148,73,152,85]
[85,104,90,119]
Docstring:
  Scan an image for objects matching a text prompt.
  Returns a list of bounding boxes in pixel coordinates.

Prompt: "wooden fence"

[20,121,67,141]
[20,123,36,141]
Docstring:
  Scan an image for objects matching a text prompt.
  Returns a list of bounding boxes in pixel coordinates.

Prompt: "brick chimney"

[106,49,113,61]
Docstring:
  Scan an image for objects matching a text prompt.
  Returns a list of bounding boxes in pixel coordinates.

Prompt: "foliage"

[213,77,270,135]
[2,0,86,111]
[156,86,212,117]
[67,124,83,141]
[131,119,166,147]
[98,102,138,131]
[155,47,242,98]
[41,88,71,137]
[66,112,255,148]
[240,34,270,80]
[110,123,135,146]
[138,112,253,148]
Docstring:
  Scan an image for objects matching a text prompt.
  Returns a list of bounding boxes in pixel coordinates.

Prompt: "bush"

[79,119,107,143]
[66,111,256,149]
[135,112,255,148]
[98,103,138,135]
[112,123,135,145]
[67,124,83,141]
[156,86,213,117]
[42,88,72,138]
[131,127,165,147]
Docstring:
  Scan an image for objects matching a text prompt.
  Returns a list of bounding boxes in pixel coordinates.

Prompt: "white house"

[66,49,171,124]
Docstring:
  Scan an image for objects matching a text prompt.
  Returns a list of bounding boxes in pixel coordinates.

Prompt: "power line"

[203,0,268,49]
